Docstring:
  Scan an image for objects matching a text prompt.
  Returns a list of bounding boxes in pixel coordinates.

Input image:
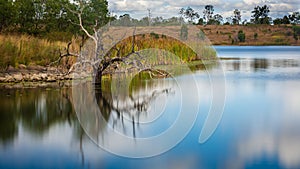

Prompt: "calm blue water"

[1,46,300,169]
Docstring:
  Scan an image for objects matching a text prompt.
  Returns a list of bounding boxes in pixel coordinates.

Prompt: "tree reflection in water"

[0,88,76,143]
[0,87,92,165]
[95,73,174,138]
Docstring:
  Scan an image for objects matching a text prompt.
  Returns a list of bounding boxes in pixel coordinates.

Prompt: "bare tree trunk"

[95,70,102,87]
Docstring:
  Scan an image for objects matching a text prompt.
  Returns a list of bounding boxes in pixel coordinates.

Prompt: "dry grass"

[199,25,300,46]
[108,33,216,64]
[4,24,295,70]
[0,35,69,69]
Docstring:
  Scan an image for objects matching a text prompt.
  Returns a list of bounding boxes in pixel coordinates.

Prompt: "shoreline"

[1,45,299,85]
[0,65,90,85]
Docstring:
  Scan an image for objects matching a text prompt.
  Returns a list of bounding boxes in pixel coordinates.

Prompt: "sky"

[108,0,300,21]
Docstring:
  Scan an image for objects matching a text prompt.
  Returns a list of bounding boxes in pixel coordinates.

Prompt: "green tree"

[116,14,132,26]
[203,5,214,24]
[289,12,300,24]
[251,5,271,24]
[69,0,109,36]
[14,0,36,34]
[273,18,283,25]
[254,32,258,40]
[233,9,241,25]
[213,14,223,25]
[197,18,204,25]
[293,26,300,41]
[44,0,67,32]
[180,7,199,23]
[282,15,290,24]
[0,0,15,31]
[238,30,246,42]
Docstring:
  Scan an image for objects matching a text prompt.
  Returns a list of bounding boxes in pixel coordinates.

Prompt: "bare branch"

[78,13,97,42]
[49,42,79,67]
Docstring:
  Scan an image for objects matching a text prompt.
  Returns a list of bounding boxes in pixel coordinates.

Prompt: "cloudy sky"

[108,0,300,21]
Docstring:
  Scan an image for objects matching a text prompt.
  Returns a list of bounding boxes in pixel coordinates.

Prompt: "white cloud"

[108,0,300,20]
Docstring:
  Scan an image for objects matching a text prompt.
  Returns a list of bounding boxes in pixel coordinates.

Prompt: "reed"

[108,33,216,65]
[0,34,67,69]
[0,33,215,70]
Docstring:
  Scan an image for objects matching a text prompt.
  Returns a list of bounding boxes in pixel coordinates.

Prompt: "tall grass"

[107,33,216,65]
[0,35,67,69]
[0,32,216,71]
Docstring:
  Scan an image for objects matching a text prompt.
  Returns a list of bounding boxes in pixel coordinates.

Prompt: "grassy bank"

[0,32,216,70]
[0,35,68,70]
[199,25,300,46]
[1,24,299,70]
[109,33,216,64]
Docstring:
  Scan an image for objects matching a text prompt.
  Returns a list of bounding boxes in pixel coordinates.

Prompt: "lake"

[1,46,300,169]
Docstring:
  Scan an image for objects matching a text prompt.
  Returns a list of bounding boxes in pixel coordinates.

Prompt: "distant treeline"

[1,1,300,41]
[170,5,299,26]
[0,0,110,41]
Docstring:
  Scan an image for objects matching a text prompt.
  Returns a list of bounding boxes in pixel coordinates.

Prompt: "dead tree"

[95,81,173,138]
[49,1,169,87]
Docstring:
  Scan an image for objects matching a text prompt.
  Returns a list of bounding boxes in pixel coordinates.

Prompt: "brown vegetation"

[198,25,300,46]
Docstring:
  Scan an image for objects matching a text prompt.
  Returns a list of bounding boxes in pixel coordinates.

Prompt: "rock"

[46,75,56,82]
[40,73,48,80]
[23,73,31,81]
[46,67,58,73]
[18,64,27,69]
[0,77,6,82]
[5,75,14,83]
[6,65,16,72]
[12,73,23,82]
[57,74,65,80]
[30,74,41,81]
[27,65,46,72]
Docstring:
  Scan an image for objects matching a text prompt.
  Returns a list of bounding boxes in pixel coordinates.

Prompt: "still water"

[1,46,300,169]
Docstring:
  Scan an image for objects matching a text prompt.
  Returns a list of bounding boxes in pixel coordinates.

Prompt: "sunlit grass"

[108,33,216,65]
[0,35,67,69]
[0,32,216,71]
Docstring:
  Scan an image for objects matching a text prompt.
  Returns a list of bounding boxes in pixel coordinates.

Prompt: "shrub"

[254,33,258,40]
[286,31,292,36]
[180,25,188,40]
[150,32,160,39]
[293,26,300,41]
[238,30,246,42]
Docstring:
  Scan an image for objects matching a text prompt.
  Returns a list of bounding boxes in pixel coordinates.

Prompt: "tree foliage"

[0,0,109,41]
[0,0,15,31]
[233,9,241,25]
[180,7,199,23]
[203,5,214,23]
[251,5,271,24]
[238,30,246,42]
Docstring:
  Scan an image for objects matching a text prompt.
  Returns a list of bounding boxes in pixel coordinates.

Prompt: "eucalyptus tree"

[203,5,214,23]
[214,14,223,25]
[232,9,241,25]
[180,7,199,23]
[43,0,70,32]
[14,0,36,33]
[251,5,270,24]
[289,12,300,24]
[0,0,15,31]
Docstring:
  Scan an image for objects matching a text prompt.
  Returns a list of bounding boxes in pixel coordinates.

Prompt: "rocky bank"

[0,65,89,84]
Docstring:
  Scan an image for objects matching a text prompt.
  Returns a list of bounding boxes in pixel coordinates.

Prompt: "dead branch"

[48,41,80,69]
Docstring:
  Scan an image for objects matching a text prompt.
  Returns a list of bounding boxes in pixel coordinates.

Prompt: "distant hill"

[198,25,300,46]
